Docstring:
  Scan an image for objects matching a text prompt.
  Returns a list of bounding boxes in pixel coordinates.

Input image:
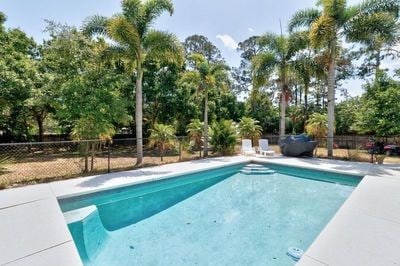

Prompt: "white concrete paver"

[6,241,82,266]
[0,197,74,265]
[0,155,399,266]
[0,184,53,209]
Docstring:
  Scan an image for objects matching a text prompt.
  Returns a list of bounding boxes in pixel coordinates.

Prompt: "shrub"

[210,119,237,156]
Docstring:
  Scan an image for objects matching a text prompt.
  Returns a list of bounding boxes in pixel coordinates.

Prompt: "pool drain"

[287,247,304,261]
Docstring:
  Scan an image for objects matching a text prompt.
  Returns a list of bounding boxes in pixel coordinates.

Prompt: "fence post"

[178,138,182,161]
[107,140,111,173]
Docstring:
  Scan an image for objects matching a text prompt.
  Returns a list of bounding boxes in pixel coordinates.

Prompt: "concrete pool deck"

[0,156,399,265]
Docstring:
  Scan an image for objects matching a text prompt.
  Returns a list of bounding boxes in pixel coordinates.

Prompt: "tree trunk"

[327,41,336,158]
[203,90,209,157]
[135,61,144,166]
[280,93,286,138]
[35,114,44,142]
[279,69,288,138]
[304,83,309,111]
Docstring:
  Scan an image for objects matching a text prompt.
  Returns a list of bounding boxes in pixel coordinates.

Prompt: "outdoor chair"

[258,139,275,156]
[241,139,256,156]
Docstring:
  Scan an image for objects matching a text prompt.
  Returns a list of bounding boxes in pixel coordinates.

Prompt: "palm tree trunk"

[304,83,309,111]
[280,93,286,138]
[327,41,336,158]
[203,90,209,157]
[135,61,144,165]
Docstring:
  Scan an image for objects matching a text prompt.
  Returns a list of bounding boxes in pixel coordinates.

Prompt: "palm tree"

[251,33,303,137]
[148,123,176,162]
[82,0,183,165]
[305,113,328,139]
[237,117,262,144]
[180,54,230,157]
[186,118,204,151]
[289,0,399,157]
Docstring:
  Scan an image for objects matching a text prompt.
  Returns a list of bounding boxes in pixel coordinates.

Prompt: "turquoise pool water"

[59,163,362,266]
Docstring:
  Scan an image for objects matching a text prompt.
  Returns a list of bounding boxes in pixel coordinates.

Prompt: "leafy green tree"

[289,0,400,157]
[245,88,279,133]
[186,119,204,151]
[335,97,360,134]
[232,36,261,94]
[183,34,223,64]
[180,54,230,157]
[210,119,237,156]
[83,0,183,165]
[148,123,176,161]
[0,13,38,141]
[237,117,262,143]
[353,72,400,136]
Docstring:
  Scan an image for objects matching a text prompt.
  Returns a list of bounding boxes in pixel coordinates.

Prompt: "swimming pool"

[59,163,362,266]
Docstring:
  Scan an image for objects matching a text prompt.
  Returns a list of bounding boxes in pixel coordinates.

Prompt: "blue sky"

[1,0,397,97]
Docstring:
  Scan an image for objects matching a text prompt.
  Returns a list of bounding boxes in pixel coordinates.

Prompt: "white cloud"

[248,27,254,33]
[216,34,238,50]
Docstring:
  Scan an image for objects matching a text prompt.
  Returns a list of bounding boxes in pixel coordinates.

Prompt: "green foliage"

[184,34,223,65]
[186,119,204,151]
[0,17,38,140]
[335,97,360,134]
[305,113,328,138]
[245,88,279,133]
[353,72,400,136]
[210,120,237,156]
[148,123,176,161]
[237,117,262,140]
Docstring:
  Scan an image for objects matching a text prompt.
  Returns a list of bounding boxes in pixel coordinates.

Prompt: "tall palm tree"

[82,0,183,165]
[251,33,303,137]
[289,0,399,157]
[180,54,230,157]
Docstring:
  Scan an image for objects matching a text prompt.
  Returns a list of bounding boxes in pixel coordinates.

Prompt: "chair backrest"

[242,139,252,151]
[259,139,269,151]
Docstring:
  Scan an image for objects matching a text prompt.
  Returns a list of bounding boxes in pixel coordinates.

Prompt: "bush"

[210,119,237,155]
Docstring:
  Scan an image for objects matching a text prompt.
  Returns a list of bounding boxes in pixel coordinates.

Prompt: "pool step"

[240,164,275,175]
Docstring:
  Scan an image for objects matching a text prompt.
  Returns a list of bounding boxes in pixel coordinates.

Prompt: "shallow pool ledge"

[1,156,399,265]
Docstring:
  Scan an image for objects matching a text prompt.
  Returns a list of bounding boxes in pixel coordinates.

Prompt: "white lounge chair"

[258,139,275,156]
[241,139,255,155]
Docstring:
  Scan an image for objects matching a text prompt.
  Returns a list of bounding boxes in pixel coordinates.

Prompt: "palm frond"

[358,0,400,18]
[258,33,280,52]
[346,12,398,43]
[138,0,174,35]
[288,8,321,32]
[107,15,141,55]
[251,52,277,88]
[121,0,142,24]
[309,15,337,48]
[321,0,346,21]
[143,30,184,66]
[82,15,109,36]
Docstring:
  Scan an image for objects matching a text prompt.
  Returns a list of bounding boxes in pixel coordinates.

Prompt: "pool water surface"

[60,163,361,266]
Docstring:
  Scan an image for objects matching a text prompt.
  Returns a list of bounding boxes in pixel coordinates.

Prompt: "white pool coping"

[0,155,399,265]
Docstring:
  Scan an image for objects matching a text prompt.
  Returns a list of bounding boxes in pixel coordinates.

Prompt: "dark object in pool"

[279,134,318,157]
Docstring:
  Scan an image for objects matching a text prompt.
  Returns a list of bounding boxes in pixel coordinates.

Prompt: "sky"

[0,0,398,98]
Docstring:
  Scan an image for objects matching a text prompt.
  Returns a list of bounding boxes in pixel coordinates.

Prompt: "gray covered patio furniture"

[279,134,318,157]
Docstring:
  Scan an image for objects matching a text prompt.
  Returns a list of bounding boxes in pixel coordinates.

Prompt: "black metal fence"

[0,137,204,188]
